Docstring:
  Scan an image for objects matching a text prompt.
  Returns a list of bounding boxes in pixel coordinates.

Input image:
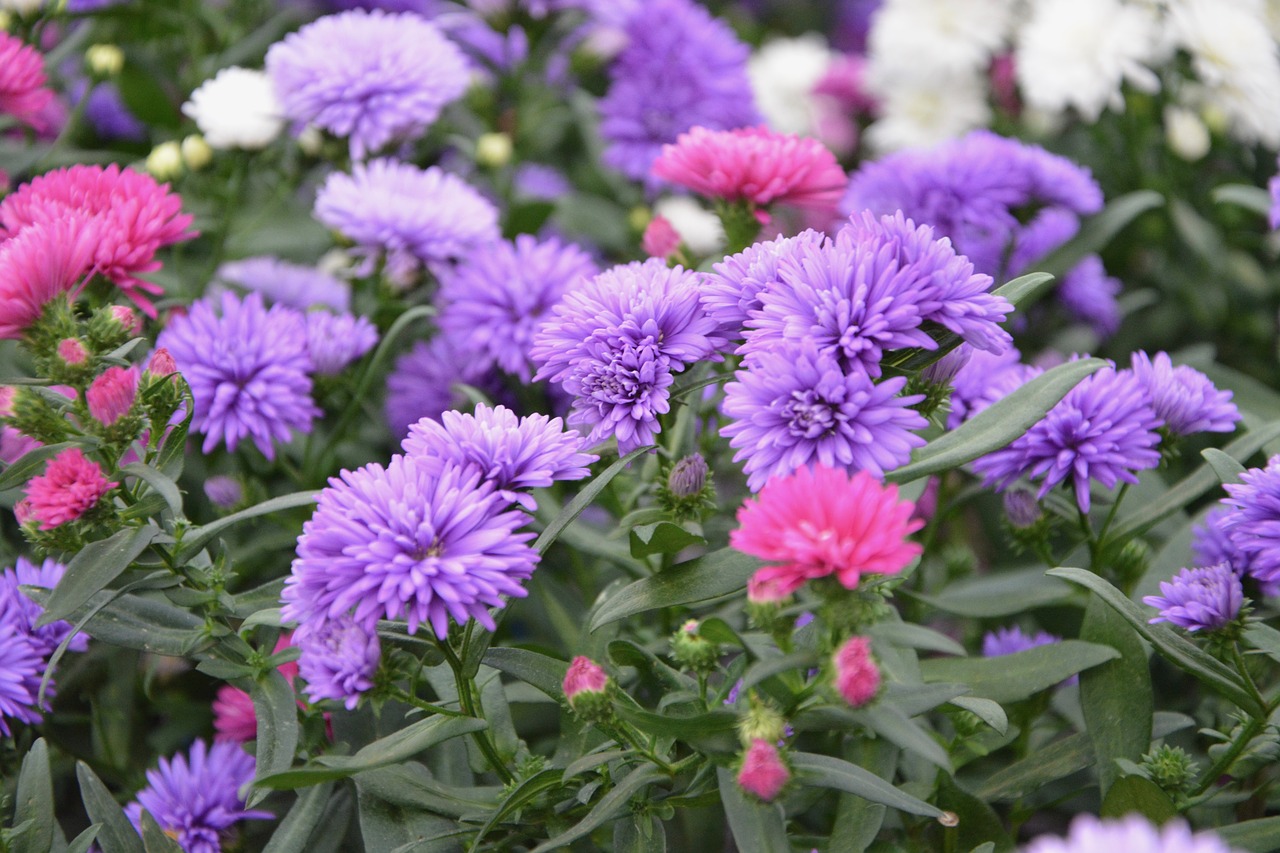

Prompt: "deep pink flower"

[730,464,922,596]
[833,636,880,707]
[563,656,609,703]
[147,346,178,378]
[24,447,114,529]
[0,33,54,130]
[57,338,88,365]
[737,739,790,801]
[86,366,138,426]
[0,215,101,340]
[642,215,681,259]
[652,126,847,212]
[0,165,196,316]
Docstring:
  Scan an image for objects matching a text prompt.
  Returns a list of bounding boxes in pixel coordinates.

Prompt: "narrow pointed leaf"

[919,640,1119,704]
[1033,189,1164,278]
[1080,595,1152,796]
[716,767,790,853]
[791,752,945,818]
[250,669,300,803]
[528,766,667,853]
[589,547,761,630]
[77,762,145,853]
[535,445,653,554]
[177,491,318,560]
[40,526,160,626]
[262,783,335,853]
[12,739,54,853]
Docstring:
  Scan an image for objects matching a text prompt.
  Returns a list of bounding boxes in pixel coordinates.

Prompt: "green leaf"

[1080,594,1153,796]
[528,765,667,853]
[12,739,54,853]
[1201,448,1247,485]
[155,402,192,480]
[77,591,205,656]
[1099,775,1177,824]
[250,669,300,803]
[629,521,705,559]
[870,621,965,657]
[115,63,181,128]
[887,359,1106,484]
[947,697,1007,735]
[258,716,488,789]
[262,783,335,853]
[614,704,739,739]
[976,733,1092,801]
[1217,817,1280,852]
[905,567,1074,618]
[1243,623,1280,665]
[39,526,160,626]
[119,463,185,520]
[589,547,761,630]
[855,705,951,769]
[1046,568,1262,716]
[715,767,790,853]
[467,767,563,853]
[1212,184,1272,217]
[177,490,319,560]
[791,752,946,818]
[919,641,1119,704]
[535,445,653,554]
[66,826,102,853]
[76,762,145,853]
[934,774,1014,853]
[355,764,499,821]
[1033,189,1164,278]
[739,651,820,694]
[355,776,462,853]
[0,442,75,491]
[614,814,667,853]
[138,811,183,853]
[482,647,568,701]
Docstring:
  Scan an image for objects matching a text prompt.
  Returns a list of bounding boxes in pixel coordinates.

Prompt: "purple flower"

[216,256,351,312]
[266,9,470,159]
[282,457,538,639]
[0,622,46,736]
[1222,456,1280,583]
[1144,564,1244,633]
[703,229,825,337]
[402,403,597,510]
[72,80,146,142]
[722,340,927,491]
[531,260,726,453]
[1057,255,1122,338]
[514,164,571,201]
[438,235,598,381]
[0,556,88,658]
[1026,815,1238,853]
[598,0,759,184]
[314,159,500,278]
[294,615,380,709]
[972,365,1163,512]
[982,625,1061,657]
[1130,351,1240,437]
[125,740,271,853]
[305,311,378,375]
[384,336,507,440]
[204,476,243,510]
[947,345,1043,429]
[158,292,319,460]
[1270,166,1280,231]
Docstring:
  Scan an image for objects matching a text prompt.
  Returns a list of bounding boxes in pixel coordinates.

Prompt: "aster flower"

[730,464,923,596]
[438,235,598,381]
[722,340,927,492]
[702,229,825,335]
[74,80,147,142]
[1144,564,1243,634]
[0,622,46,736]
[216,256,351,312]
[304,311,378,375]
[598,0,759,183]
[211,685,257,743]
[0,165,195,315]
[125,740,271,853]
[531,260,725,453]
[182,67,284,150]
[982,626,1061,658]
[972,366,1163,512]
[1130,351,1239,437]
[86,366,139,427]
[24,447,114,530]
[0,556,89,657]
[1192,506,1259,583]
[652,126,848,213]
[265,9,470,159]
[832,636,880,707]
[204,476,243,510]
[0,32,54,129]
[1057,255,1122,338]
[157,291,319,459]
[1025,814,1239,853]
[402,404,597,510]
[313,159,500,277]
[384,336,498,440]
[737,739,790,802]
[0,214,101,340]
[948,345,1043,429]
[283,457,538,639]
[294,615,381,709]
[1222,457,1280,584]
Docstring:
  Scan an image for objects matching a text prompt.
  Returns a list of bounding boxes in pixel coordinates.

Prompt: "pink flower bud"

[57,337,88,365]
[109,304,142,334]
[0,386,15,418]
[737,738,790,801]
[13,499,34,526]
[148,347,178,378]
[86,366,138,426]
[563,656,609,702]
[747,575,791,605]
[641,215,680,260]
[832,636,880,708]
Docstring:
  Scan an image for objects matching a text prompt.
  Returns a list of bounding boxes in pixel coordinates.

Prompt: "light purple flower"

[314,159,500,278]
[305,311,378,375]
[216,256,351,312]
[1130,351,1239,437]
[204,476,243,510]
[0,556,88,658]
[439,235,598,381]
[982,626,1061,657]
[1144,564,1243,633]
[283,457,538,639]
[402,403,597,510]
[0,622,46,736]
[294,615,380,709]
[703,229,824,337]
[1222,456,1280,583]
[266,9,470,159]
[947,345,1043,429]
[1025,814,1240,853]
[384,336,501,440]
[158,292,319,460]
[125,740,271,853]
[722,340,927,491]
[1057,255,1122,338]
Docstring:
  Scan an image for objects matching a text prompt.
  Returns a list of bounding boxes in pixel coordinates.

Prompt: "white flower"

[865,74,991,153]
[748,35,833,136]
[0,0,45,14]
[1015,0,1163,121]
[653,196,724,257]
[182,67,285,151]
[1164,104,1211,161]
[869,0,1017,81]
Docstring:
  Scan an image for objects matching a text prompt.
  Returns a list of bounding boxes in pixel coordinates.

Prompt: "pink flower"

[642,215,681,260]
[730,465,922,597]
[563,656,609,702]
[108,305,142,335]
[651,126,848,213]
[737,739,790,801]
[832,636,880,707]
[57,338,88,366]
[747,575,791,604]
[0,165,196,316]
[0,215,101,340]
[0,33,55,130]
[24,447,114,529]
[86,366,139,426]
[147,347,179,378]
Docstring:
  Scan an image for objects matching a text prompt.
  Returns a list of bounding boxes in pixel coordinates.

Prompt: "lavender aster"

[972,366,1162,512]
[402,403,597,510]
[438,235,598,381]
[0,556,88,657]
[314,159,500,278]
[531,259,726,453]
[722,341,927,491]
[0,622,45,736]
[294,615,380,709]
[384,336,498,440]
[1130,351,1240,436]
[1222,456,1280,583]
[1057,255,1122,338]
[283,457,538,639]
[266,9,470,159]
[157,291,319,460]
[982,625,1061,657]
[204,476,243,510]
[125,740,271,853]
[598,0,759,183]
[305,311,378,375]
[1144,564,1244,633]
[1026,815,1240,853]
[216,256,351,312]
[703,229,824,337]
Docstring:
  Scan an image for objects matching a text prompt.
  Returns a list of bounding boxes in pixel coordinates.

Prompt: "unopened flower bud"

[0,386,16,419]
[1164,105,1210,162]
[204,475,243,510]
[1141,745,1199,794]
[667,453,707,498]
[147,347,178,379]
[145,141,184,181]
[475,132,513,169]
[13,499,33,526]
[181,134,213,171]
[737,694,787,746]
[108,304,140,334]
[670,619,718,673]
[85,43,124,78]
[563,656,611,721]
[922,346,972,386]
[1003,489,1042,529]
[737,739,790,802]
[86,366,138,427]
[297,124,324,156]
[642,215,681,260]
[57,337,88,366]
[832,636,880,708]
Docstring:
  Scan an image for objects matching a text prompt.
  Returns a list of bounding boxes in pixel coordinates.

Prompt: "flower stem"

[439,639,514,784]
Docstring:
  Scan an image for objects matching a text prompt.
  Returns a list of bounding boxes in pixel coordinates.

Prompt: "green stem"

[388,686,467,719]
[439,640,514,784]
[1095,483,1129,551]
[1188,714,1266,799]
[1076,506,1100,572]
